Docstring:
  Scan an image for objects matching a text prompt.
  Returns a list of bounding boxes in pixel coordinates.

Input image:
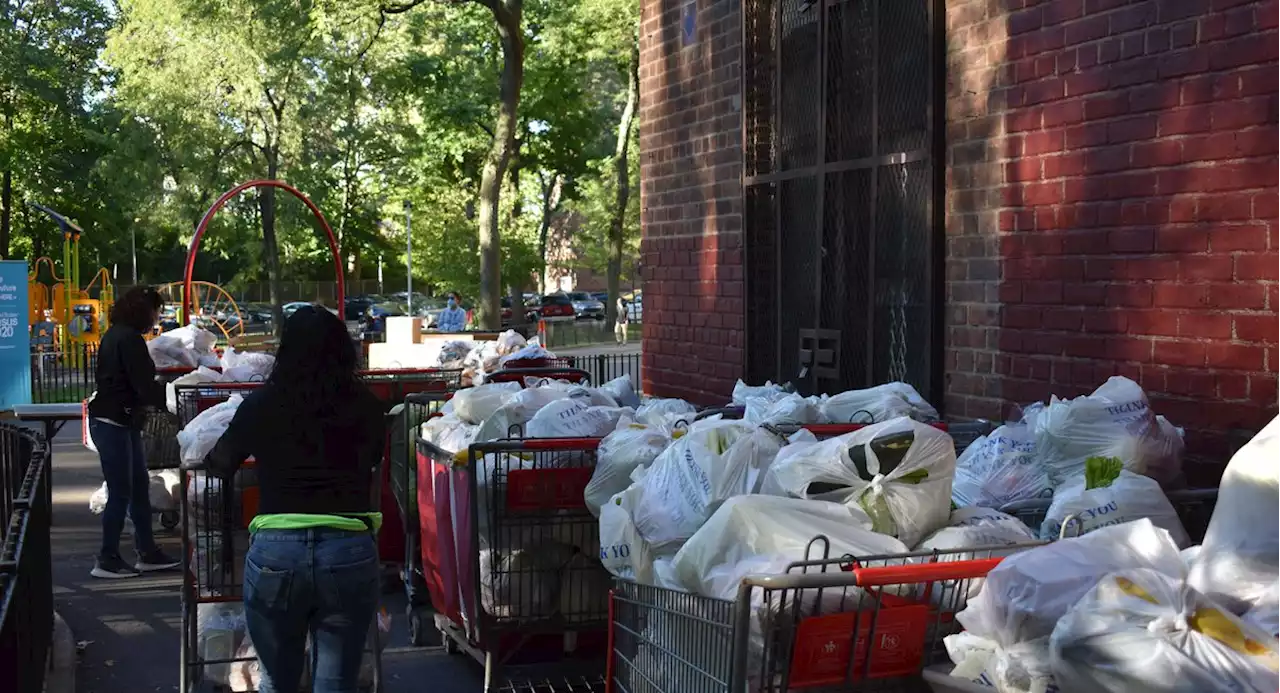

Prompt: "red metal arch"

[183,179,344,320]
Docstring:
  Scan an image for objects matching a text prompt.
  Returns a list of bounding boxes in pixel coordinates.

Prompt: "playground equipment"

[26,204,114,358]
[155,281,245,343]
[184,179,345,321]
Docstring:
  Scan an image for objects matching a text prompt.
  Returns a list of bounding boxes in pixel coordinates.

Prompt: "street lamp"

[404,200,412,314]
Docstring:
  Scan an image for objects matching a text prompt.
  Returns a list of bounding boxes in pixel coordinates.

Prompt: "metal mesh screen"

[743,0,940,404]
[873,158,934,394]
[745,183,779,384]
[779,177,820,384]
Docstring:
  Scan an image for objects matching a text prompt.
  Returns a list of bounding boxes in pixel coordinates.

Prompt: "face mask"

[447,299,457,308]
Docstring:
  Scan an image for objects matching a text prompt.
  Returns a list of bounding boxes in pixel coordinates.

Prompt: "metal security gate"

[742,0,943,403]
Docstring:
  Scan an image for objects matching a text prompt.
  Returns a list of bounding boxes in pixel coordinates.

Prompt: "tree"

[384,0,524,329]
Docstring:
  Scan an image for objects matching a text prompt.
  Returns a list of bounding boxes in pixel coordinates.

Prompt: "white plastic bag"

[956,518,1187,647]
[421,414,480,453]
[89,482,108,514]
[944,632,1058,693]
[147,333,199,368]
[495,329,527,356]
[451,381,522,425]
[1032,377,1184,487]
[525,399,628,439]
[197,603,245,686]
[600,374,642,409]
[176,396,243,465]
[952,424,1053,508]
[586,420,671,517]
[1189,416,1280,616]
[759,417,956,547]
[473,387,572,440]
[732,379,787,406]
[220,346,275,381]
[744,393,820,427]
[1041,465,1189,547]
[635,398,697,419]
[629,419,754,552]
[150,469,181,511]
[913,506,1038,606]
[1050,568,1279,693]
[499,340,555,366]
[166,366,226,414]
[599,483,657,581]
[819,382,939,423]
[671,495,906,665]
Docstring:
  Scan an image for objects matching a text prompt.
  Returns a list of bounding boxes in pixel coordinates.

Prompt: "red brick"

[1107,283,1154,308]
[1153,284,1211,308]
[1235,314,1280,343]
[1218,373,1251,400]
[1206,343,1267,370]
[1236,253,1280,280]
[1210,283,1269,310]
[1129,310,1180,337]
[1155,227,1209,252]
[1178,312,1233,339]
[1211,225,1270,252]
[1179,256,1235,281]
[1154,340,1207,368]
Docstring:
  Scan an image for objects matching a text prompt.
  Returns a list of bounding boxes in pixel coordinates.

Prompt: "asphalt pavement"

[45,424,500,693]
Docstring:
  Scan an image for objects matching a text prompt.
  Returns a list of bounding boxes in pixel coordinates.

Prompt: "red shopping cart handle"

[479,437,604,452]
[358,367,453,376]
[849,558,1003,587]
[802,422,950,436]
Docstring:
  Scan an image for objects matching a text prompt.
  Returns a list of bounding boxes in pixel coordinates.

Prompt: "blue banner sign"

[0,261,30,410]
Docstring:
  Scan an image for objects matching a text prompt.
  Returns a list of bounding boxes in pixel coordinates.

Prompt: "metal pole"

[130,226,138,284]
[404,201,412,314]
[378,255,384,295]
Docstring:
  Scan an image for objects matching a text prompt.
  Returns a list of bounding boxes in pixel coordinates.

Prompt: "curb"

[44,610,76,693]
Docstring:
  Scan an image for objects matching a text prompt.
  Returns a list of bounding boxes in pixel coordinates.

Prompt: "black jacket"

[202,384,386,516]
[87,324,165,428]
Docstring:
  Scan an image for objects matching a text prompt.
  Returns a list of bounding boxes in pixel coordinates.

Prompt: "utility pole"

[131,224,138,284]
[404,200,413,314]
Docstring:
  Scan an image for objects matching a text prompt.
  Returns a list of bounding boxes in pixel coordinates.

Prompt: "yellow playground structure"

[27,204,113,358]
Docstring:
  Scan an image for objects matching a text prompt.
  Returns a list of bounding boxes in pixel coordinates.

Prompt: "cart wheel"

[160,511,179,530]
[407,608,427,647]
[440,629,459,655]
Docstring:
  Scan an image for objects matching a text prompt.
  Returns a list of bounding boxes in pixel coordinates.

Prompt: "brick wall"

[637,0,745,403]
[946,0,1279,472]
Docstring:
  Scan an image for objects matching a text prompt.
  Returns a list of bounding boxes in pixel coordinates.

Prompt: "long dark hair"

[267,305,362,416]
[110,286,162,332]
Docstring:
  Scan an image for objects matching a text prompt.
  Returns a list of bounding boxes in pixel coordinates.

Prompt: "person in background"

[436,292,467,332]
[191,306,385,693]
[615,296,630,346]
[85,286,181,579]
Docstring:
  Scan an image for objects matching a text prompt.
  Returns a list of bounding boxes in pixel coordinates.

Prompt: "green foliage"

[0,0,640,299]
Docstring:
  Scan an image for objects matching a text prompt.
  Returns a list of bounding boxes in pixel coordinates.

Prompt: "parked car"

[590,291,608,304]
[344,295,380,322]
[567,291,606,320]
[283,301,339,318]
[534,293,576,323]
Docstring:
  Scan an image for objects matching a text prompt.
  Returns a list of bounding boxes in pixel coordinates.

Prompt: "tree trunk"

[260,151,285,333]
[1,107,11,259]
[475,0,524,330]
[606,40,640,323]
[538,173,562,294]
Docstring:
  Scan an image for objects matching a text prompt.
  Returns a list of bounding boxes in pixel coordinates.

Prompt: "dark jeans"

[244,528,379,693]
[89,419,157,560]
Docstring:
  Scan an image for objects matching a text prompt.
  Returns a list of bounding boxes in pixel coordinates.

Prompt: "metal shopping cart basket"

[607,540,1045,693]
[177,414,390,693]
[998,487,1219,543]
[361,367,464,402]
[393,391,453,644]
[485,366,592,387]
[415,435,610,691]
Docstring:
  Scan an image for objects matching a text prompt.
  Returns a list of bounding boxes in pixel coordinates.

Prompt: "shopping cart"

[606,541,1044,693]
[415,436,610,691]
[177,421,391,693]
[393,391,454,644]
[998,487,1219,543]
[485,366,592,387]
[775,421,996,457]
[361,367,464,402]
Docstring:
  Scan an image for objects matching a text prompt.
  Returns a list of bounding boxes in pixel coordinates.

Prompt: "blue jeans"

[89,420,157,560]
[244,528,379,693]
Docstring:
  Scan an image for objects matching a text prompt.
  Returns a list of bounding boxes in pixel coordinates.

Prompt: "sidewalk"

[48,425,489,692]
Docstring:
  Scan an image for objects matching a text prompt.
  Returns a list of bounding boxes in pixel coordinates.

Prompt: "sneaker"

[91,555,140,580]
[135,548,181,572]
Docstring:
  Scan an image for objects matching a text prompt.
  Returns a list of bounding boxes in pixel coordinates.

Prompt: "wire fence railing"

[0,423,53,693]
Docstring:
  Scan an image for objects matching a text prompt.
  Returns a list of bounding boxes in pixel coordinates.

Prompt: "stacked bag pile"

[418,372,645,623]
[939,414,1279,692]
[431,329,555,387]
[952,376,1192,546]
[147,324,222,368]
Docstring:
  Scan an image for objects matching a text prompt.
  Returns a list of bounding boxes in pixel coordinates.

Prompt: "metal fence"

[564,351,642,387]
[0,423,54,693]
[31,343,98,404]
